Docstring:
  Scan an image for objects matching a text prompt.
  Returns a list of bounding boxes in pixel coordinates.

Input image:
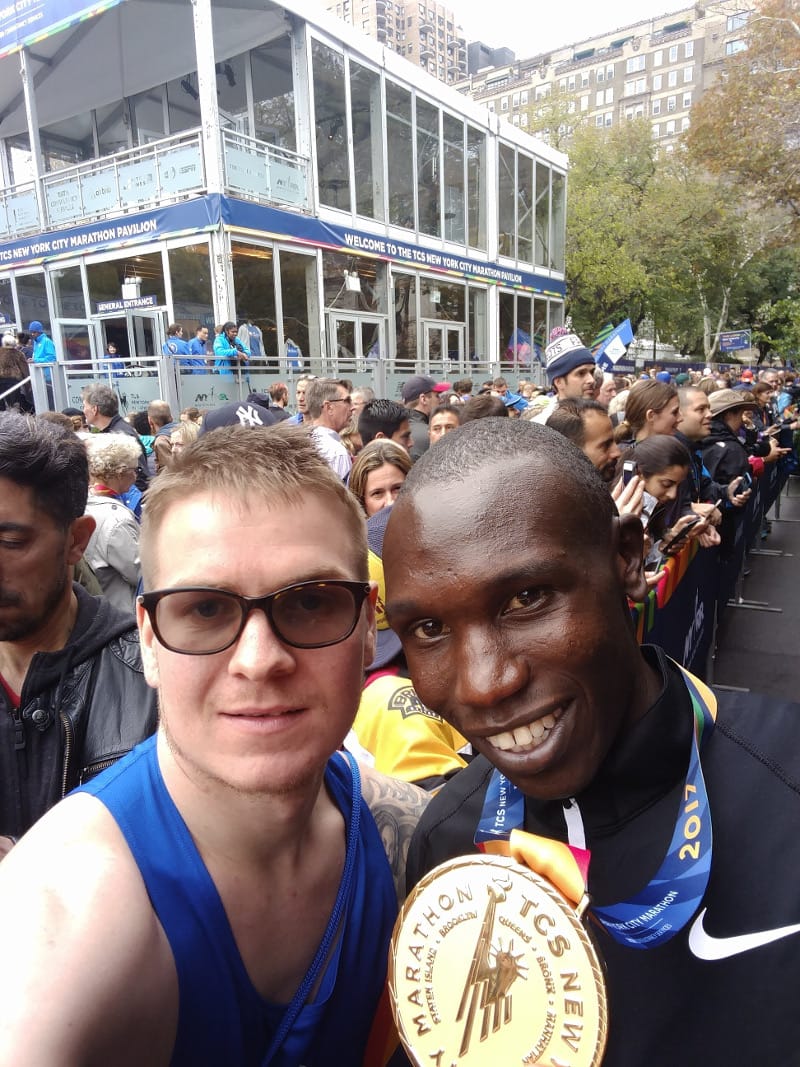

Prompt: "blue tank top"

[79,737,397,1066]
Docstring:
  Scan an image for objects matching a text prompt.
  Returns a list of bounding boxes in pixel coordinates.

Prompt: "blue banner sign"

[0,0,124,60]
[719,330,751,352]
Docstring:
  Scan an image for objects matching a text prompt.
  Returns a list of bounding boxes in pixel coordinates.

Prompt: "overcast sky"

[448,0,691,53]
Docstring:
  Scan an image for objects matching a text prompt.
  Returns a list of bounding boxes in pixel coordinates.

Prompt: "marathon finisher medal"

[389,854,607,1066]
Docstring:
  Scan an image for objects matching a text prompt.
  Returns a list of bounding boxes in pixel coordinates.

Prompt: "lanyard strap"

[475,666,716,949]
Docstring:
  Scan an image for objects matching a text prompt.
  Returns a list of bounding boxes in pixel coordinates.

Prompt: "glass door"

[327,314,385,375]
[424,323,464,376]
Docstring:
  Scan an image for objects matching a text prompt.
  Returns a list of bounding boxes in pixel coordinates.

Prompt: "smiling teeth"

[487,710,561,752]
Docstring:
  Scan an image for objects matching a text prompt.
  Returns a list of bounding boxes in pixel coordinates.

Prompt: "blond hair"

[139,424,367,587]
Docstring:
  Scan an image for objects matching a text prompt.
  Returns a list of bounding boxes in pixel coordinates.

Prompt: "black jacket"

[406,407,430,462]
[406,648,800,1066]
[675,430,727,515]
[102,413,150,491]
[0,584,158,838]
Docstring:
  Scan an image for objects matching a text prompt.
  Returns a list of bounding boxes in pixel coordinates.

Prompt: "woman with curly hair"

[83,434,142,612]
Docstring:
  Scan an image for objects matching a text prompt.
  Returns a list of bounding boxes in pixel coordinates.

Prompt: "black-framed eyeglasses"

[327,396,352,405]
[138,580,371,656]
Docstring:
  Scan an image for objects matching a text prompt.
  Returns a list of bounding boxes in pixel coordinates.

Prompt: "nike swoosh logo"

[689,908,800,960]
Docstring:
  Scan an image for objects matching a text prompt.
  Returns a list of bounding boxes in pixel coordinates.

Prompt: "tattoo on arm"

[361,769,431,905]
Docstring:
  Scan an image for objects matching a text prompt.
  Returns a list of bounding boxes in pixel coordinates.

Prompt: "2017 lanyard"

[475,667,716,949]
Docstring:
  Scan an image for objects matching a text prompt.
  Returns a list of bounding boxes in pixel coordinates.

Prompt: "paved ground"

[713,475,800,700]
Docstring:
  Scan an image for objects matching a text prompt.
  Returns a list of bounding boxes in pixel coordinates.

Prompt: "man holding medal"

[383,417,800,1066]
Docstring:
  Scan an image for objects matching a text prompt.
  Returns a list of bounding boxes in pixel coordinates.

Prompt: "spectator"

[0,424,427,1062]
[676,386,749,525]
[27,320,56,376]
[0,333,32,413]
[460,394,508,422]
[82,384,149,491]
[180,406,201,424]
[428,406,460,444]
[169,420,200,459]
[84,435,142,613]
[452,378,473,402]
[702,389,774,488]
[614,379,681,446]
[268,382,291,422]
[351,386,376,420]
[306,377,354,480]
[0,413,157,855]
[147,400,178,475]
[349,439,411,517]
[383,416,800,1066]
[534,332,597,424]
[358,398,413,449]
[286,375,315,425]
[213,321,249,375]
[402,375,439,461]
[104,341,125,376]
[597,373,617,408]
[161,323,192,361]
[548,398,621,483]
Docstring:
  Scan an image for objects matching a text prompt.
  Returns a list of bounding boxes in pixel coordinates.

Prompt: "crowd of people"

[0,328,799,1065]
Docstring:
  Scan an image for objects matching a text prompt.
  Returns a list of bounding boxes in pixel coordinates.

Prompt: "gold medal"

[390,855,608,1066]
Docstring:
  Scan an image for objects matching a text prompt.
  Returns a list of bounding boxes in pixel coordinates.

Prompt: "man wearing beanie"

[534,331,597,425]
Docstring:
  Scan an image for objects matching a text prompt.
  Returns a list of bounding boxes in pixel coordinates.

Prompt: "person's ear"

[66,515,96,565]
[137,598,160,689]
[615,513,648,603]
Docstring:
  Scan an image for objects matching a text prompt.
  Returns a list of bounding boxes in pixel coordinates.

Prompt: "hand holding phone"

[660,515,701,554]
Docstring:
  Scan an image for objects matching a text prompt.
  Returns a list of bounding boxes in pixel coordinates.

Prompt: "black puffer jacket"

[0,584,158,838]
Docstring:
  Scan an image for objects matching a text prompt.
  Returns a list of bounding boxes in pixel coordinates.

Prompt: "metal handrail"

[0,376,31,402]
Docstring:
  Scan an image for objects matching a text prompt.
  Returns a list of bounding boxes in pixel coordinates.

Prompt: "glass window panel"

[0,277,14,325]
[499,290,514,369]
[169,242,215,337]
[498,143,515,258]
[15,272,49,336]
[40,115,94,172]
[422,278,464,322]
[466,125,486,251]
[278,251,319,368]
[130,87,166,145]
[468,286,487,363]
[86,253,165,310]
[533,298,547,360]
[313,40,350,212]
[166,73,202,135]
[7,135,32,185]
[442,113,464,244]
[551,171,566,272]
[95,100,130,157]
[216,53,249,134]
[386,81,414,228]
[51,265,86,319]
[517,154,534,264]
[251,36,296,151]
[416,98,440,238]
[350,61,384,221]
[322,250,386,314]
[535,162,550,269]
[393,272,418,370]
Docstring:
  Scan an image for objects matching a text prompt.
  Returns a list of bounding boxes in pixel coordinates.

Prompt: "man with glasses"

[0,424,427,1064]
[306,377,354,480]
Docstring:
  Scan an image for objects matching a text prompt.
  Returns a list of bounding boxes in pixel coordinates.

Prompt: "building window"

[652,99,661,115]
[625,55,645,73]
[652,123,660,138]
[597,68,604,82]
[653,73,662,91]
[596,114,604,127]
[726,39,746,55]
[512,92,520,107]
[604,112,612,127]
[580,95,589,111]
[727,12,749,31]
[606,65,614,80]
[683,91,692,107]
[665,119,676,136]
[669,45,678,62]
[668,70,678,87]
[605,87,614,104]
[685,40,694,58]
[581,72,589,87]
[568,75,576,90]
[681,116,690,131]
[667,95,676,111]
[683,65,693,83]
[520,89,528,104]
[501,97,509,111]
[654,49,663,66]
[596,89,604,106]
[520,113,528,126]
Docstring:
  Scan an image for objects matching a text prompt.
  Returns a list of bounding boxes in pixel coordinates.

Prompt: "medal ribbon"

[475,666,716,949]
